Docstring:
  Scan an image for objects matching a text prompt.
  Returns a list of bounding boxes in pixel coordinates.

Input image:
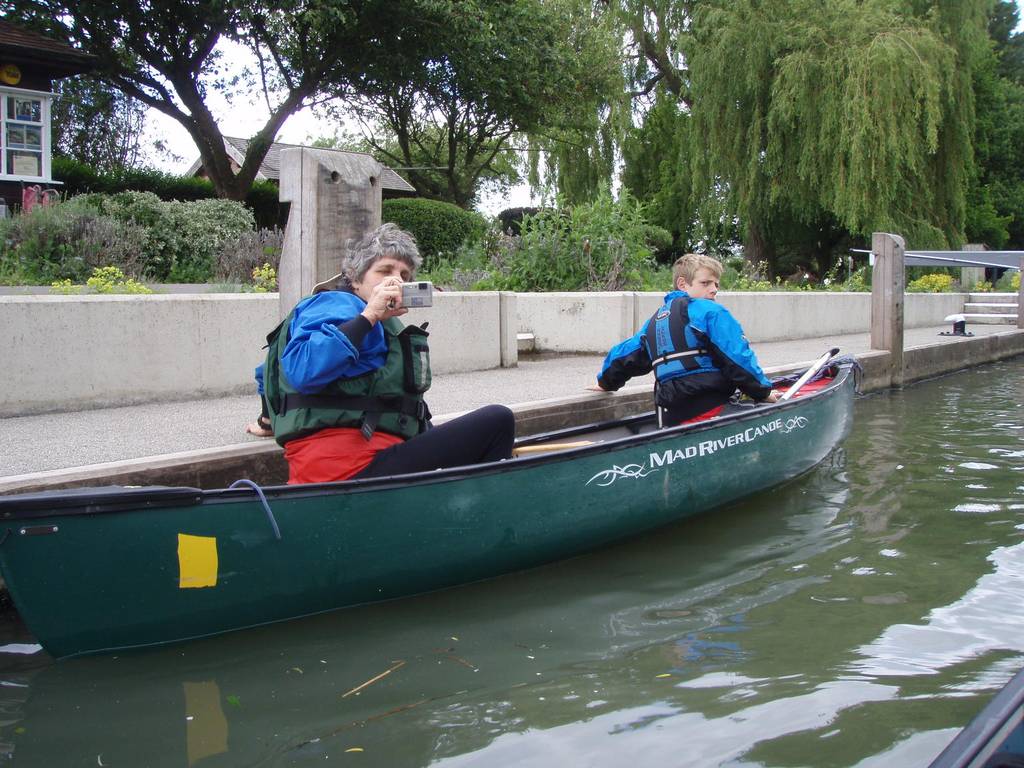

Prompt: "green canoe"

[0,363,856,659]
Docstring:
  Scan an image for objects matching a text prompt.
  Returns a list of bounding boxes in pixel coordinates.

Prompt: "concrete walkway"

[0,324,1015,480]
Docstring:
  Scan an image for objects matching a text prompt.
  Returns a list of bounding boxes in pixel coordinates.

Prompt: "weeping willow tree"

[688,0,991,265]
[522,1,629,205]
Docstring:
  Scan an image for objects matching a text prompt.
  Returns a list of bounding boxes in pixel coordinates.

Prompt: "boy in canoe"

[590,253,778,423]
[262,223,515,484]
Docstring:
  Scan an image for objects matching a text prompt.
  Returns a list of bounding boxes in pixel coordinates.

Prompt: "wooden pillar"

[961,244,985,291]
[870,232,905,387]
[277,148,383,318]
[1018,257,1023,330]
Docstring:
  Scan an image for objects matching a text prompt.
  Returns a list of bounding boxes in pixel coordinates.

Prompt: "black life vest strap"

[278,392,430,422]
[646,297,707,373]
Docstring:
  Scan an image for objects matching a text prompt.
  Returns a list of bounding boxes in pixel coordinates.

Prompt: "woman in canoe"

[263,223,515,484]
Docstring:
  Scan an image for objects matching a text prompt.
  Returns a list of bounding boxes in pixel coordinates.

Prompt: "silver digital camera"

[401,281,434,308]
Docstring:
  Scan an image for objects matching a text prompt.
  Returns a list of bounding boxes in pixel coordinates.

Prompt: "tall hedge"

[52,156,285,230]
[382,198,487,267]
[0,191,255,283]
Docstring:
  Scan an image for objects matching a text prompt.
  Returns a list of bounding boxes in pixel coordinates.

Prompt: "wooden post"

[870,232,905,387]
[277,148,383,318]
[1018,256,1023,330]
[961,244,985,291]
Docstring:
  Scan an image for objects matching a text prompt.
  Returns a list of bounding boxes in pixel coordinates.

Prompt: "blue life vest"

[644,296,710,382]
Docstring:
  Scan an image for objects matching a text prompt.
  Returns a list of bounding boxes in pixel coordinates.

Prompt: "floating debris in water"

[342,660,405,698]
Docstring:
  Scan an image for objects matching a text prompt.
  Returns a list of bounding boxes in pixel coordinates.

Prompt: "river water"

[0,359,1022,767]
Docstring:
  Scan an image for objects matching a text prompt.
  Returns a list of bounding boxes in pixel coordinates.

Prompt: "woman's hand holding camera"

[361,278,407,324]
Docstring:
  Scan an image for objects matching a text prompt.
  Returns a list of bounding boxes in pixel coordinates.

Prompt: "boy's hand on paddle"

[586,383,609,392]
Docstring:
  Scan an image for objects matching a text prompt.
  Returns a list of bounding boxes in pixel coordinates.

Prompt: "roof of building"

[187,136,416,194]
[0,21,97,78]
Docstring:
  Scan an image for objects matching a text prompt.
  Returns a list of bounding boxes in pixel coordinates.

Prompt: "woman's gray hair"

[343,223,422,283]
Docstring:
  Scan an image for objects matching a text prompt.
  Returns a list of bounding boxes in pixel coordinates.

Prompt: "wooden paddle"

[779,347,840,401]
[512,440,595,456]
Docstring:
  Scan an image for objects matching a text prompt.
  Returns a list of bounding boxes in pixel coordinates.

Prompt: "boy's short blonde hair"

[672,253,723,287]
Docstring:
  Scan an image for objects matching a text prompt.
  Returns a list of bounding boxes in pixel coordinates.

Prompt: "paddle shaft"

[780,347,840,401]
[512,441,594,456]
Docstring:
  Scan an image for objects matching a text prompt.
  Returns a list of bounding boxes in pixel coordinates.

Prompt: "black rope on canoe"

[228,479,282,540]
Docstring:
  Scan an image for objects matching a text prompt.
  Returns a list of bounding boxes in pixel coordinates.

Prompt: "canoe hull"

[0,366,855,658]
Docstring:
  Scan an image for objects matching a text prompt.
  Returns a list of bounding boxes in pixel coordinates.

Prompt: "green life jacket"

[264,305,431,447]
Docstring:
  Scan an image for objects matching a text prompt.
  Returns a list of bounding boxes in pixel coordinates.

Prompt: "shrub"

[481,193,657,291]
[217,228,284,284]
[49,279,82,294]
[972,280,994,293]
[50,266,153,294]
[496,206,544,237]
[995,270,1020,292]
[382,198,487,268]
[246,181,286,230]
[0,198,147,284]
[721,260,773,291]
[165,198,256,283]
[906,273,955,293]
[0,193,258,285]
[251,263,278,292]
[85,266,152,294]
[643,225,674,256]
[53,156,283,229]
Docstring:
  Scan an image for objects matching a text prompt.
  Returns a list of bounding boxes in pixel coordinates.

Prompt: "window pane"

[8,150,40,176]
[6,123,24,146]
[24,126,40,149]
[9,97,40,122]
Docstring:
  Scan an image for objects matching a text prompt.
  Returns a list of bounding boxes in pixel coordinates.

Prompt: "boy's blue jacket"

[596,290,772,402]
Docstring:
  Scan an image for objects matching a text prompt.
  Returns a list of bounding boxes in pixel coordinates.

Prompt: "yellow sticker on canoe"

[178,534,218,588]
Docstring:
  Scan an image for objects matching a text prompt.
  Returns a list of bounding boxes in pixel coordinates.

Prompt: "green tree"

[621,88,698,257]
[989,0,1024,84]
[515,2,626,207]
[688,0,988,266]
[2,0,487,201]
[51,76,146,172]
[968,0,1024,248]
[335,0,622,210]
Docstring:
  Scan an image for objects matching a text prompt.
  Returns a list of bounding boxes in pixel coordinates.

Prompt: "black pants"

[356,404,516,479]
[662,390,732,423]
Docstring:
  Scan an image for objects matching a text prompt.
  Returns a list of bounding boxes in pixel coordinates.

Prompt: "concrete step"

[964,302,1019,314]
[962,313,1019,325]
[968,292,1018,302]
[517,332,536,353]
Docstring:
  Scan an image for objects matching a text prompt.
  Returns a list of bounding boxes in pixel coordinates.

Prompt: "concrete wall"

[404,291,502,374]
[904,292,967,329]
[2,294,273,416]
[0,292,502,416]
[0,290,972,416]
[521,291,968,350]
[516,293,635,353]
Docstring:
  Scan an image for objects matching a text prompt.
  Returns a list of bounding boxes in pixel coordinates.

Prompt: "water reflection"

[0,360,1022,767]
[853,539,1024,678]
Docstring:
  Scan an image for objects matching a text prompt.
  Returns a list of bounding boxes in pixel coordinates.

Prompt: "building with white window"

[0,21,95,210]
